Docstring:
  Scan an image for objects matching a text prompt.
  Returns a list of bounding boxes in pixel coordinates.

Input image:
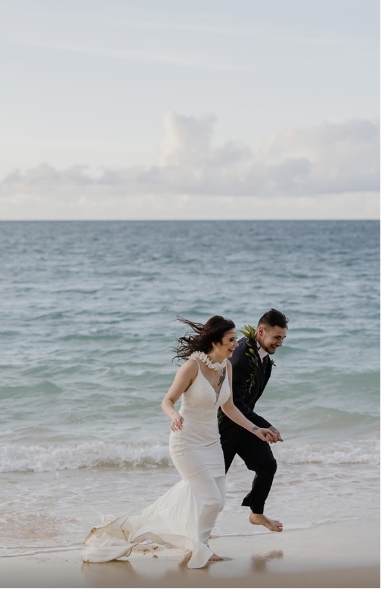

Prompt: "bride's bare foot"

[249,513,283,532]
[208,552,224,561]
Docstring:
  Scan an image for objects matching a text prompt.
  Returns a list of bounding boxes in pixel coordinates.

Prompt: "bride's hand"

[171,413,184,431]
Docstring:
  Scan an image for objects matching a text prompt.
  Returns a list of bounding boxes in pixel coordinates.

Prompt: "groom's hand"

[269,426,283,442]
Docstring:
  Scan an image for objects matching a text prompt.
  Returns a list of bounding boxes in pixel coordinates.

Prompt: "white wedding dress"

[82,359,231,569]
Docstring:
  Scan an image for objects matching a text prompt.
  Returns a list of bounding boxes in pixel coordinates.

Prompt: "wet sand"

[0,519,379,588]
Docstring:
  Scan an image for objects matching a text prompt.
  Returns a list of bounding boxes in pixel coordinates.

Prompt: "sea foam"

[0,441,171,472]
[0,438,378,472]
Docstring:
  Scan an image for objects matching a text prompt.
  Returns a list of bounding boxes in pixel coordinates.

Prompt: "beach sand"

[1,520,379,588]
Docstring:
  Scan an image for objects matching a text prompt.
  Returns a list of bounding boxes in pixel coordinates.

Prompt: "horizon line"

[0,219,378,223]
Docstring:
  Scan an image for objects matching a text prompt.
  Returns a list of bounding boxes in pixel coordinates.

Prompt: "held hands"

[170,412,184,432]
[252,426,282,443]
[269,426,284,442]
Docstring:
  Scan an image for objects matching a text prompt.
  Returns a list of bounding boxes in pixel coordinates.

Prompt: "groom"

[218,309,288,532]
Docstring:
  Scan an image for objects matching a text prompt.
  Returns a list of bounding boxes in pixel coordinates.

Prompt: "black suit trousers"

[221,424,277,514]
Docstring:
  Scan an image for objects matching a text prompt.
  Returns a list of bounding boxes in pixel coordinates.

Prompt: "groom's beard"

[264,347,275,354]
[256,338,276,355]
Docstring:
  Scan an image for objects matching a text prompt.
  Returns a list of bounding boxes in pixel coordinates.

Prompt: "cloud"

[1,113,379,211]
[24,42,242,71]
[259,118,379,194]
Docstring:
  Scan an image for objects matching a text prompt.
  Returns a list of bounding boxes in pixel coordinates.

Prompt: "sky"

[0,0,379,220]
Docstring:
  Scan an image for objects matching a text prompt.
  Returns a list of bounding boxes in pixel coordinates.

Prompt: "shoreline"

[0,519,379,588]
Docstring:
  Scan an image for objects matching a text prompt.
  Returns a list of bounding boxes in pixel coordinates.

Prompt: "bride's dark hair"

[173,315,235,361]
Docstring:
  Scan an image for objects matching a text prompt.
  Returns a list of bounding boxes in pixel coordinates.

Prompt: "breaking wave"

[1,437,378,472]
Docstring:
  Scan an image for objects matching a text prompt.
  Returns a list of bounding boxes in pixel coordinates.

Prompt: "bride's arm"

[162,359,198,431]
[221,362,278,443]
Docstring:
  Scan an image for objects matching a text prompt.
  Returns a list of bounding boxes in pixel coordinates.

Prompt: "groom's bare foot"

[208,552,224,561]
[249,513,283,532]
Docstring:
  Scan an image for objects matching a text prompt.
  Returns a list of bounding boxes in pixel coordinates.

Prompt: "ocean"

[0,220,379,558]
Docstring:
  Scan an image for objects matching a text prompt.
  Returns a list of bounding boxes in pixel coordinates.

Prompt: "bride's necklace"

[191,351,227,371]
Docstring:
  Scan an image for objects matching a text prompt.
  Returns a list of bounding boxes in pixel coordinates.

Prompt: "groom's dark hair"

[258,309,288,330]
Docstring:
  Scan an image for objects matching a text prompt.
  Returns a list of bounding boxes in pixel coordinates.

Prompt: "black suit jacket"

[219,337,273,431]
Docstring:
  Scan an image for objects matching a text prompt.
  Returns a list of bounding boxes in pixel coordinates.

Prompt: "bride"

[82,315,277,568]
